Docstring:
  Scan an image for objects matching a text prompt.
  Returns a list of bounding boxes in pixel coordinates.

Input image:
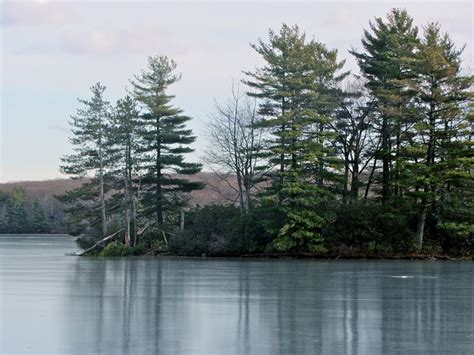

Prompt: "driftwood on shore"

[68,229,123,256]
[67,223,179,256]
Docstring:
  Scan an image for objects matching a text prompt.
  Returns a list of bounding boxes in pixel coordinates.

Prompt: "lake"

[0,234,473,354]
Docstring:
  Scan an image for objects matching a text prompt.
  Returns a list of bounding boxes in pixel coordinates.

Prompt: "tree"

[60,83,112,238]
[0,189,53,234]
[131,56,203,230]
[109,96,141,245]
[205,83,264,214]
[244,24,347,253]
[3,187,27,233]
[332,78,377,203]
[408,23,473,249]
[29,199,51,233]
[351,9,419,203]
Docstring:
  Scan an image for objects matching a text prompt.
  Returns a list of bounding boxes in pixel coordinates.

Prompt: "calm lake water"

[0,235,473,354]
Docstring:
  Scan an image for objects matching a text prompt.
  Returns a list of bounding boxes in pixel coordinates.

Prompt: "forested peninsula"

[53,9,472,258]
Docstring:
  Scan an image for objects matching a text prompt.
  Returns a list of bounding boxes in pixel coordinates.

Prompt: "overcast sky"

[1,0,472,182]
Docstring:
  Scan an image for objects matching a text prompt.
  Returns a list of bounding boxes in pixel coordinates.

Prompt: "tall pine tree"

[131,56,203,229]
[409,23,473,248]
[109,96,141,245]
[351,9,419,203]
[245,25,347,253]
[60,83,112,237]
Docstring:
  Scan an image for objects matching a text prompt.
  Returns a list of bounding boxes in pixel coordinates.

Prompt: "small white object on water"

[390,275,414,279]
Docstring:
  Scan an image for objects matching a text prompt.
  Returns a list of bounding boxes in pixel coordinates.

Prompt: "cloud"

[1,1,79,27]
[59,26,187,56]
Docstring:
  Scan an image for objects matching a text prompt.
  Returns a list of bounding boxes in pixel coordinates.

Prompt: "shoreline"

[81,251,473,261]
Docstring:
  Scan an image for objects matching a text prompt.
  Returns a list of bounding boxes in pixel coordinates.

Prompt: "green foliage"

[56,11,472,259]
[351,9,420,202]
[135,232,167,254]
[244,24,347,253]
[131,56,204,227]
[98,241,145,257]
[99,242,132,257]
[438,223,473,255]
[60,83,112,238]
[0,189,56,234]
[272,180,329,254]
[169,205,268,256]
[323,201,418,254]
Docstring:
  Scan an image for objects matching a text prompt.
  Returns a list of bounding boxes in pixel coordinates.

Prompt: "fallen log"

[137,222,150,236]
[68,229,123,256]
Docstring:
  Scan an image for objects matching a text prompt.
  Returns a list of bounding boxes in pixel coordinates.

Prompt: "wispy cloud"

[59,26,187,56]
[1,2,79,27]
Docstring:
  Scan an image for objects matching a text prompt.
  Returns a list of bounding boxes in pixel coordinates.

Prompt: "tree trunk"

[156,118,163,225]
[343,156,349,205]
[416,207,427,251]
[394,122,401,197]
[180,209,185,232]
[132,196,138,246]
[381,116,390,204]
[236,170,245,215]
[364,156,378,200]
[245,184,252,212]
[125,207,131,246]
[351,151,360,202]
[99,146,107,238]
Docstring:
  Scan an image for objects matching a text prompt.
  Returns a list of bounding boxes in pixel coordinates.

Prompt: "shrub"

[437,222,474,256]
[99,241,135,257]
[168,205,269,256]
[323,201,417,254]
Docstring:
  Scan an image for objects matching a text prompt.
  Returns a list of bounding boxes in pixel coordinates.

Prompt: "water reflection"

[1,236,473,354]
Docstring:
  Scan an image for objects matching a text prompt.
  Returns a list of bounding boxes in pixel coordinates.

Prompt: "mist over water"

[1,235,473,354]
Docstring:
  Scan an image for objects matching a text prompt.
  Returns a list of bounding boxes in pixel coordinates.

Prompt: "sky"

[1,0,472,182]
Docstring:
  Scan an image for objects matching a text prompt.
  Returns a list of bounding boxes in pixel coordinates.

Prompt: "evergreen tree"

[109,96,141,245]
[351,9,419,203]
[29,199,51,233]
[0,192,9,232]
[409,23,473,248]
[0,189,53,234]
[244,24,347,253]
[131,56,203,229]
[60,83,112,238]
[8,187,28,233]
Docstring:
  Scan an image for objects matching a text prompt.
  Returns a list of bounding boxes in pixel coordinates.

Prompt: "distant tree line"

[60,9,473,257]
[0,188,65,234]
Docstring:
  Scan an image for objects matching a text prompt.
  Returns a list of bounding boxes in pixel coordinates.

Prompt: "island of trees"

[56,9,472,258]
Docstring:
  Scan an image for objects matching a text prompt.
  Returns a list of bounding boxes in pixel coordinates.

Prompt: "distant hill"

[0,172,238,207]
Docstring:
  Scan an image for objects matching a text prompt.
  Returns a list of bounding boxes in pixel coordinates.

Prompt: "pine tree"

[7,187,28,233]
[0,192,9,233]
[244,24,347,253]
[60,83,112,237]
[351,9,419,203]
[131,56,203,229]
[109,96,141,245]
[29,199,51,233]
[409,23,473,249]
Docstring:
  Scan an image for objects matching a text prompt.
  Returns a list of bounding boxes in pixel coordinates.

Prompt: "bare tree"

[332,77,379,203]
[204,84,264,214]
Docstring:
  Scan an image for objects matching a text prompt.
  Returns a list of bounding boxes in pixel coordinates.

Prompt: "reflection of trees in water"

[64,258,164,354]
[236,261,251,355]
[60,259,474,354]
[379,262,472,353]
